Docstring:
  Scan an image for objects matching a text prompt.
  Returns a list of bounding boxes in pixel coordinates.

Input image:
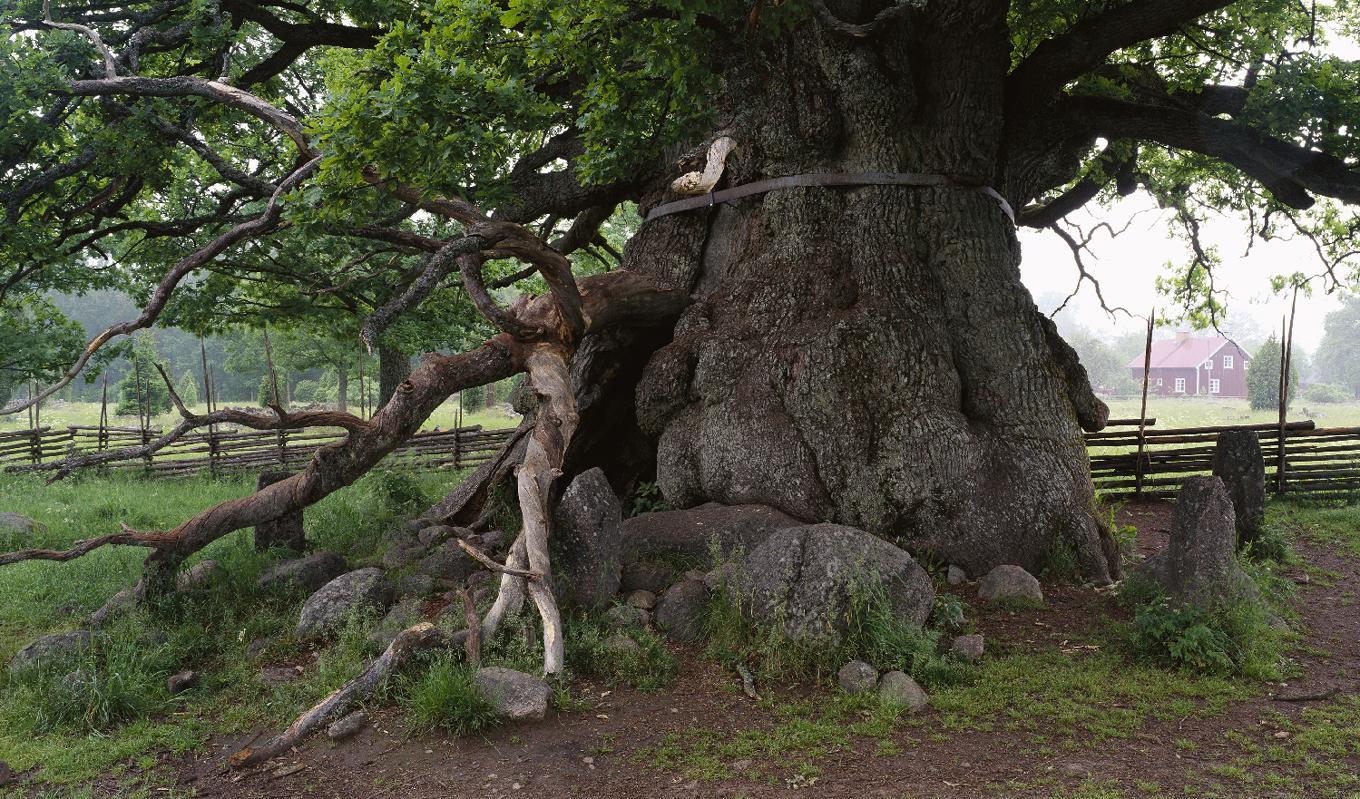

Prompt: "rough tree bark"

[622,3,1118,582]
[336,365,348,414]
[377,343,411,409]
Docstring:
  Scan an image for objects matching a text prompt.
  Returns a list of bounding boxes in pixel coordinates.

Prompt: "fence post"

[98,375,109,452]
[1135,310,1154,499]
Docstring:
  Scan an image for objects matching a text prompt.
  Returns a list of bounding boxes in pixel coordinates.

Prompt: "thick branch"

[1068,96,1360,208]
[1009,0,1235,106]
[63,76,316,158]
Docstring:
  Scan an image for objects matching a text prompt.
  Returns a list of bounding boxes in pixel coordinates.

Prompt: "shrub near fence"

[0,423,516,477]
[1087,419,1360,501]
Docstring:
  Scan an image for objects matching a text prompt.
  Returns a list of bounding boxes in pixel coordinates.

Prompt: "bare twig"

[455,538,540,581]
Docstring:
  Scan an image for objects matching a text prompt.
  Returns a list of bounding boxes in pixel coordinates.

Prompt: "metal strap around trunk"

[643,171,1016,225]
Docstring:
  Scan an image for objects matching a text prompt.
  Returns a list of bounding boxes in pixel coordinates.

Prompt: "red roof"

[1126,335,1240,369]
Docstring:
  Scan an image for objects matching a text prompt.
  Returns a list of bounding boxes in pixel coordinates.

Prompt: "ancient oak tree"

[3,1,1360,680]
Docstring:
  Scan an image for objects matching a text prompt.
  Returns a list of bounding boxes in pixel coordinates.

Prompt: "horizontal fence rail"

[1087,418,1360,501]
[0,422,516,478]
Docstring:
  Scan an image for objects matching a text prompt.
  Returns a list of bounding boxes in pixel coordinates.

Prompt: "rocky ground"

[156,499,1360,799]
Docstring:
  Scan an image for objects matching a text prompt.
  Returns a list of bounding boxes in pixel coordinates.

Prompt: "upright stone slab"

[254,470,305,553]
[551,468,623,608]
[1137,476,1261,608]
[1211,430,1266,547]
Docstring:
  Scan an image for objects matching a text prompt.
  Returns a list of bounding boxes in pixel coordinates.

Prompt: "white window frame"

[1223,355,1234,370]
[1209,378,1221,394]
[1174,377,1186,393]
[1156,377,1163,387]
[1203,359,1213,371]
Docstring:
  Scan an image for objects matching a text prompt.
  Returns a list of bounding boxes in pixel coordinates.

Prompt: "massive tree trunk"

[623,4,1118,582]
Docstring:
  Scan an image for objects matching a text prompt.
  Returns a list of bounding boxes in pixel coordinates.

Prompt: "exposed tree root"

[230,623,448,769]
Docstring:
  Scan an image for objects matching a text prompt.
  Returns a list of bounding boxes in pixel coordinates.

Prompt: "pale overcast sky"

[1017,22,1359,355]
[1018,193,1354,353]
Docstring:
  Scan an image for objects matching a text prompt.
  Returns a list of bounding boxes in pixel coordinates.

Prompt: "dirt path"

[169,501,1360,798]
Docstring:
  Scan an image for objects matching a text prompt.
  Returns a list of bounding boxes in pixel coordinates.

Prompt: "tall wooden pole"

[98,375,108,451]
[1135,309,1154,499]
[262,329,287,464]
[1277,290,1298,494]
[200,337,219,477]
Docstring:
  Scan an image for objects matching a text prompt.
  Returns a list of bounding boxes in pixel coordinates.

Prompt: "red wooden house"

[1126,333,1250,398]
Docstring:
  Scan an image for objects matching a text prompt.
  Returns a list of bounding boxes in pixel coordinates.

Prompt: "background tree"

[1246,334,1299,412]
[1315,296,1360,399]
[175,369,199,407]
[0,295,85,405]
[114,333,171,417]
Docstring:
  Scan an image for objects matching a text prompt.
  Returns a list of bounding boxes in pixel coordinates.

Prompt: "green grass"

[1101,396,1360,430]
[398,654,499,734]
[0,467,467,788]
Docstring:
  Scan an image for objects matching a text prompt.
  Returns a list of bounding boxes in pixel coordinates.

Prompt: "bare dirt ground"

[166,501,1360,798]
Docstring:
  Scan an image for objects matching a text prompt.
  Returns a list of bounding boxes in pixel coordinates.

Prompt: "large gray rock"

[738,524,934,644]
[951,634,985,661]
[258,552,347,594]
[475,667,552,721]
[620,502,803,563]
[8,630,92,674]
[977,565,1043,605]
[1137,476,1263,608]
[655,580,710,642]
[552,468,623,608]
[296,568,394,638]
[0,512,44,549]
[1211,431,1266,547]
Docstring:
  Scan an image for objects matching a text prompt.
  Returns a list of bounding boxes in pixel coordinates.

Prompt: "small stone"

[837,660,878,694]
[619,562,671,595]
[369,597,423,650]
[327,710,369,741]
[418,524,458,548]
[601,633,641,654]
[176,560,224,592]
[655,580,710,642]
[475,667,552,721]
[0,759,14,787]
[977,565,1043,605]
[947,565,967,586]
[605,604,646,630]
[951,634,984,661]
[877,670,927,711]
[730,759,753,773]
[167,670,197,694]
[272,763,306,778]
[625,590,657,610]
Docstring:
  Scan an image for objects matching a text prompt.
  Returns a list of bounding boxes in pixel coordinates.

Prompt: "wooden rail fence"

[1087,418,1360,501]
[0,423,516,477]
[2,416,1355,500]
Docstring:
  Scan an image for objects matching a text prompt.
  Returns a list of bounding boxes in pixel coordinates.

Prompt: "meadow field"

[0,397,522,435]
